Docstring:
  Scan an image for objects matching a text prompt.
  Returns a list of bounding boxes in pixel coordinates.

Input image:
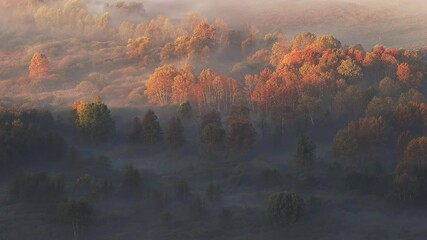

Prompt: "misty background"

[142,0,427,49]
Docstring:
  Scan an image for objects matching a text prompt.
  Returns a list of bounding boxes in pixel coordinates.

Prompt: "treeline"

[145,33,426,133]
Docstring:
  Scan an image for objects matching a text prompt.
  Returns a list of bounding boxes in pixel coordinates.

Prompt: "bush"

[267,191,305,226]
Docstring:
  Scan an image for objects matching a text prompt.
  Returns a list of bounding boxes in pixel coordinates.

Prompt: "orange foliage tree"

[29,52,49,79]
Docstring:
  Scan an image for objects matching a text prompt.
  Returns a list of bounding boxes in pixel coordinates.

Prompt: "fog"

[144,0,427,48]
[0,1,427,240]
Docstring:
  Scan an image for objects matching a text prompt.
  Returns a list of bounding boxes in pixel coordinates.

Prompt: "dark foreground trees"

[267,191,305,226]
[130,109,162,147]
[57,199,92,240]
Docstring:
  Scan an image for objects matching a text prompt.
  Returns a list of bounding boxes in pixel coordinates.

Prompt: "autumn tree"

[226,105,256,153]
[311,35,341,51]
[145,65,179,105]
[267,191,305,226]
[118,21,135,41]
[397,131,413,156]
[293,135,316,168]
[160,42,177,64]
[73,98,115,140]
[127,37,151,59]
[172,65,196,104]
[296,95,322,127]
[29,52,49,79]
[333,117,388,169]
[397,62,424,89]
[96,12,111,30]
[337,58,363,80]
[395,137,427,201]
[379,77,401,99]
[365,96,395,120]
[291,32,316,50]
[333,86,365,120]
[34,6,62,28]
[167,116,185,150]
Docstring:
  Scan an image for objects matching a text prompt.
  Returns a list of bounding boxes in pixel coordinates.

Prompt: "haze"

[1,1,427,240]
[143,0,427,48]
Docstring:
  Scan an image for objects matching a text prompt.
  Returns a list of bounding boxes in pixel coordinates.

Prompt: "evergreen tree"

[167,116,185,149]
[140,109,162,146]
[293,135,316,168]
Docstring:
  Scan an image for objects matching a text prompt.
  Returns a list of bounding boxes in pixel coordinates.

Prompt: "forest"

[1,0,427,240]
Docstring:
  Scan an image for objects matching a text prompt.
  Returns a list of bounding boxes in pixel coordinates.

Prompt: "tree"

[34,6,62,28]
[57,199,92,240]
[338,59,363,80]
[127,37,151,58]
[74,98,115,140]
[167,117,185,150]
[140,109,162,146]
[311,35,341,51]
[397,131,413,156]
[199,111,226,158]
[293,135,316,168]
[291,32,316,50]
[365,96,394,120]
[333,86,365,120]
[227,106,256,153]
[333,117,388,169]
[29,52,49,79]
[201,110,222,128]
[228,121,256,153]
[121,165,142,197]
[379,77,401,99]
[172,73,194,104]
[395,137,427,201]
[96,12,111,30]
[145,65,179,105]
[178,101,193,120]
[267,191,305,226]
[200,123,226,158]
